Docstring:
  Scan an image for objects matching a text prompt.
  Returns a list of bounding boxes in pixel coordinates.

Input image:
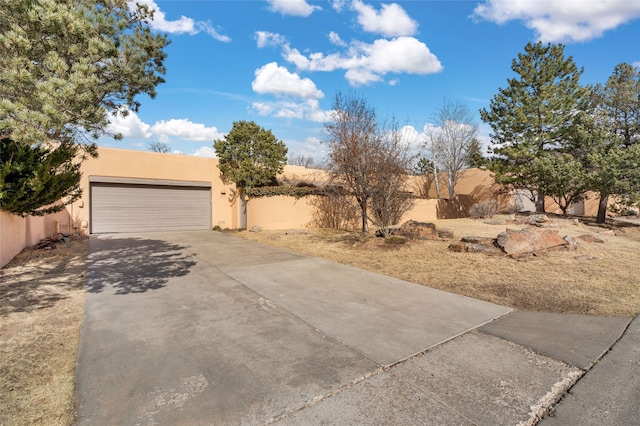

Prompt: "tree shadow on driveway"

[87,237,196,295]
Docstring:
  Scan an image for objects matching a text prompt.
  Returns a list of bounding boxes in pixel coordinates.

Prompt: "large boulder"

[516,214,550,225]
[496,227,567,256]
[577,234,605,243]
[396,220,440,240]
[467,243,503,255]
[449,236,502,255]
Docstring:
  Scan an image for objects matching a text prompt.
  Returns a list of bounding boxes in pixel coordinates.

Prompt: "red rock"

[577,234,605,243]
[396,220,439,240]
[437,228,455,239]
[467,243,503,255]
[496,227,567,256]
[448,242,467,252]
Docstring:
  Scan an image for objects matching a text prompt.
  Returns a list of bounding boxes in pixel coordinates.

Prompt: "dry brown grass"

[0,237,88,426]
[232,216,640,317]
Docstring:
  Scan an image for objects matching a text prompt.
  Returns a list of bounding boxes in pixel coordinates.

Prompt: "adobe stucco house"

[0,146,602,267]
[72,147,335,234]
[0,147,333,266]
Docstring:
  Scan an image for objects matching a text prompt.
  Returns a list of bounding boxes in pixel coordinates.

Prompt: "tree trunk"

[596,193,609,224]
[360,204,369,233]
[238,188,247,230]
[535,191,546,213]
[433,162,440,199]
[447,173,455,198]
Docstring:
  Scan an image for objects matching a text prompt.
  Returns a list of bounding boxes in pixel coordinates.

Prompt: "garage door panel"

[91,183,211,233]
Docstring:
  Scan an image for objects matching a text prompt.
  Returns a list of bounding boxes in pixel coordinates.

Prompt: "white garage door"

[90,177,211,233]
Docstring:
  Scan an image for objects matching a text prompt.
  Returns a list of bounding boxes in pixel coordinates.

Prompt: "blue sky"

[103,0,640,160]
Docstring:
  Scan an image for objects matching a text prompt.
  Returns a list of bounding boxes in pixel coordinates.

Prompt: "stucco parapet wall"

[278,165,330,185]
[89,176,212,187]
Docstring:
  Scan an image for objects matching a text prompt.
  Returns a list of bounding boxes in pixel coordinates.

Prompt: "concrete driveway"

[75,231,629,425]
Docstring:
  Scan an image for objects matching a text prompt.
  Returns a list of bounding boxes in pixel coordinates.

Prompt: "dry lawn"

[0,236,88,426]
[233,216,640,318]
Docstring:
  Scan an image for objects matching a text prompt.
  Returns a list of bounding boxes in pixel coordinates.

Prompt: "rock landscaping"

[394,220,454,240]
[449,224,612,259]
[34,233,72,250]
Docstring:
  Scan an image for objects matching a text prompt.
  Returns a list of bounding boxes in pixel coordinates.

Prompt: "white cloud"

[633,61,640,69]
[151,119,224,142]
[130,0,230,41]
[196,22,232,43]
[252,62,324,99]
[107,110,153,138]
[331,0,348,13]
[351,0,418,37]
[290,135,327,161]
[283,37,442,86]
[255,31,287,48]
[344,68,382,86]
[305,102,333,122]
[106,110,225,153]
[267,0,321,17]
[328,31,347,47]
[252,99,331,123]
[415,121,490,155]
[362,38,442,74]
[398,125,423,150]
[191,146,217,157]
[252,102,276,116]
[473,0,640,43]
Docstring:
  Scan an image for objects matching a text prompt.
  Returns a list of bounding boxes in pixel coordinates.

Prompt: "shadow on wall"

[436,184,506,219]
[86,237,196,295]
[436,195,475,219]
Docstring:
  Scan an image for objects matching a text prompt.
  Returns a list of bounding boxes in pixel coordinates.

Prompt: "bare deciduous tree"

[325,92,414,234]
[414,157,438,198]
[368,119,416,236]
[325,92,377,233]
[425,100,479,198]
[148,141,170,153]
[309,187,359,229]
[288,154,323,169]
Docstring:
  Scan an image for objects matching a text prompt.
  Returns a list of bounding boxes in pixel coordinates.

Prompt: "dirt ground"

[234,215,640,318]
[0,236,88,426]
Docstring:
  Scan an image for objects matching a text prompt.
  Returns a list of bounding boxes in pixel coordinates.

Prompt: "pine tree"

[586,63,640,223]
[0,138,82,216]
[213,121,288,190]
[0,0,168,216]
[480,42,590,212]
[467,138,487,169]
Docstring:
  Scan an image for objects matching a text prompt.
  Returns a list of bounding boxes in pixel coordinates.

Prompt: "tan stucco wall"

[278,165,330,185]
[400,199,439,222]
[73,147,237,233]
[247,195,316,230]
[409,168,499,199]
[1,209,71,267]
